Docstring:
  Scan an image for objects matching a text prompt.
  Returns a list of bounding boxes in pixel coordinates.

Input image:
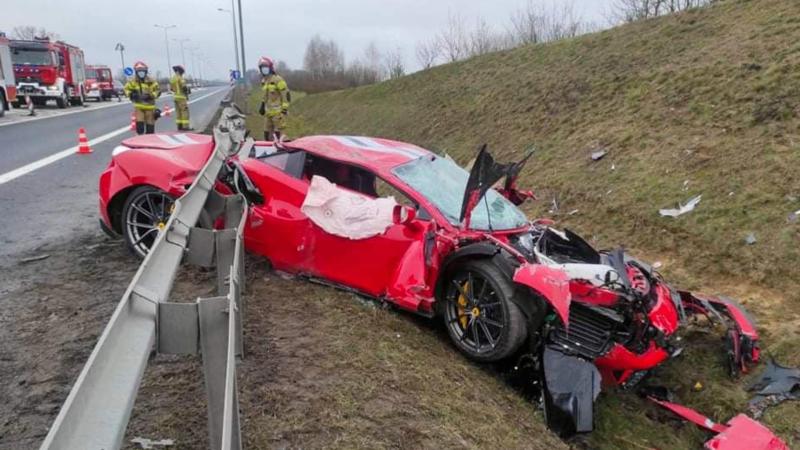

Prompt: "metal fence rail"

[40,106,251,450]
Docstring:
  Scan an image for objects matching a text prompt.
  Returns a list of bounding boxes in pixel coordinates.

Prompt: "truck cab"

[0,32,17,117]
[10,37,85,108]
[85,65,114,101]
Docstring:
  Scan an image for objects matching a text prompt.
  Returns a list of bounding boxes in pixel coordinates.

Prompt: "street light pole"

[114,42,125,73]
[237,0,246,77]
[173,38,190,69]
[154,24,177,80]
[217,5,240,75]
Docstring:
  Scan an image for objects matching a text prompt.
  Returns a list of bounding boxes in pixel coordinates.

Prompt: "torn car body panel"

[651,399,789,450]
[513,264,571,327]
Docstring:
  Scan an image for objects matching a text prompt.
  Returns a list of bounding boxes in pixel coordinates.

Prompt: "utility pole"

[154,24,177,80]
[237,0,246,78]
[217,5,240,74]
[114,42,125,72]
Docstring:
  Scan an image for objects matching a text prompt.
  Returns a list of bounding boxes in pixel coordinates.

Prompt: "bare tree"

[468,18,498,57]
[383,47,405,79]
[508,0,584,45]
[610,0,713,23]
[415,38,440,70]
[303,35,345,79]
[437,12,469,62]
[363,42,385,81]
[12,25,60,40]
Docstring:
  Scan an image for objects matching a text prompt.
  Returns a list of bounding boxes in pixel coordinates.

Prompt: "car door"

[301,168,433,310]
[239,150,313,272]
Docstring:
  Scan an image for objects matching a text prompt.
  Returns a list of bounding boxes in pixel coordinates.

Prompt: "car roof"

[287,135,433,175]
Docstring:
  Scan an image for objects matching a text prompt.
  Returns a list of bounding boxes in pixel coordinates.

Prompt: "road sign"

[124,67,134,76]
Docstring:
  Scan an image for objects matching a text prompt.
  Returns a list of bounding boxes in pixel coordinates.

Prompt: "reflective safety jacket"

[124,77,161,111]
[261,74,289,116]
[169,74,188,101]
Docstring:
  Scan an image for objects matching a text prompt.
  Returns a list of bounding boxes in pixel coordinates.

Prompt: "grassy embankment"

[244,1,800,447]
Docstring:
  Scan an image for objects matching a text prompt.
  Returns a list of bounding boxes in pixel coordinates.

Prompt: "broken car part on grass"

[747,358,800,419]
[97,124,777,444]
[651,398,788,450]
[659,194,702,217]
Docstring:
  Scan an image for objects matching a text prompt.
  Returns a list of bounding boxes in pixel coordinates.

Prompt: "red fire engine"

[10,37,86,108]
[0,32,18,117]
[85,64,115,101]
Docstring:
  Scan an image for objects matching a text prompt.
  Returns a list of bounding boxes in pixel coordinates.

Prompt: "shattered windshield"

[393,156,528,230]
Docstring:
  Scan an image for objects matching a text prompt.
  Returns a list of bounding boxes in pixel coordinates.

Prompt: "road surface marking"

[0,88,229,186]
[0,88,210,128]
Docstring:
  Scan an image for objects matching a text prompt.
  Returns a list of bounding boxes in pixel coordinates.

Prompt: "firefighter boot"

[145,124,155,134]
[135,122,145,135]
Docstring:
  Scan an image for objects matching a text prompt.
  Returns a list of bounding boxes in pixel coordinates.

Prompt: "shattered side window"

[393,156,527,230]
[259,151,306,179]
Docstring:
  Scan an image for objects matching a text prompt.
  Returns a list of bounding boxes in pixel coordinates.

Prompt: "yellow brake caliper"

[457,281,469,329]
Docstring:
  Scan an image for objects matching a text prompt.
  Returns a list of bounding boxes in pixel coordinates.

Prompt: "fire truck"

[84,65,115,101]
[0,32,17,117]
[10,37,86,108]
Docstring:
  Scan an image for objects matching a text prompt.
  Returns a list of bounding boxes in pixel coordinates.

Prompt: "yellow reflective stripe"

[133,103,156,110]
[276,80,287,90]
[175,119,190,124]
[173,95,187,100]
[281,102,289,109]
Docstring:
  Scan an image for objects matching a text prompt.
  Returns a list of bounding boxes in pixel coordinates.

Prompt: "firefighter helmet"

[258,57,274,70]
[172,65,184,74]
[133,61,148,71]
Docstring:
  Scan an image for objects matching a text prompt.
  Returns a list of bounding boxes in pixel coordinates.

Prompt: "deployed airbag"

[301,175,397,240]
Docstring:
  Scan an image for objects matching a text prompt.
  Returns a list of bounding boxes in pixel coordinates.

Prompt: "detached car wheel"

[443,260,527,362]
[122,186,175,258]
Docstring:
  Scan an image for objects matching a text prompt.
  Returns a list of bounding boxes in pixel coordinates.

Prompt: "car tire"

[121,186,175,258]
[56,93,68,108]
[443,259,528,362]
[0,91,6,118]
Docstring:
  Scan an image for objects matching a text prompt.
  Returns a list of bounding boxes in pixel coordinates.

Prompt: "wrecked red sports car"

[98,132,764,436]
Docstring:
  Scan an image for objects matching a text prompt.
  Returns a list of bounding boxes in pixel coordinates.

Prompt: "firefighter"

[170,65,191,131]
[124,61,160,135]
[258,57,290,141]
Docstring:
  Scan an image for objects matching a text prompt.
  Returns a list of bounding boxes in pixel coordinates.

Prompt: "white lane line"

[0,87,229,186]
[0,87,210,128]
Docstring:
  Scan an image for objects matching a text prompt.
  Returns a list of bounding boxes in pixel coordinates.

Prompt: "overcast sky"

[2,0,613,80]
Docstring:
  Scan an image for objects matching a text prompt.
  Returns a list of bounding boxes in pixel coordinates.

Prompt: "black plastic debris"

[542,346,601,436]
[746,359,800,419]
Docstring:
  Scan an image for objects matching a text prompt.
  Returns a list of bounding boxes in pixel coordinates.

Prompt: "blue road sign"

[124,67,134,76]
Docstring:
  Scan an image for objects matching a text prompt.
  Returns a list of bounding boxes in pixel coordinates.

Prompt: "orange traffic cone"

[129,113,136,131]
[163,106,173,117]
[76,128,92,154]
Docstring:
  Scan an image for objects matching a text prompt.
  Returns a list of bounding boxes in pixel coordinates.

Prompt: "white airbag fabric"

[301,175,397,240]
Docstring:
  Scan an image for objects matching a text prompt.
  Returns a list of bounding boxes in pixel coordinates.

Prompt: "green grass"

[244,0,800,448]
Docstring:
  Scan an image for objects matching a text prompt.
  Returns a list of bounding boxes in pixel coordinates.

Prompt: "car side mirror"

[392,204,416,225]
[604,270,620,285]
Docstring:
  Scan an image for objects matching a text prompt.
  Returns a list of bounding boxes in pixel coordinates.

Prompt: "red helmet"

[257,56,274,69]
[133,61,148,71]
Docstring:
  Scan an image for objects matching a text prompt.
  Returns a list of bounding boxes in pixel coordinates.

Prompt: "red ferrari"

[98,132,763,436]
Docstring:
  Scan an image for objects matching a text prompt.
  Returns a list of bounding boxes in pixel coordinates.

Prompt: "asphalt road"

[0,86,231,263]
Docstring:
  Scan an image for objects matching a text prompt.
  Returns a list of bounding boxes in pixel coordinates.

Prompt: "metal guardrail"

[40,106,251,450]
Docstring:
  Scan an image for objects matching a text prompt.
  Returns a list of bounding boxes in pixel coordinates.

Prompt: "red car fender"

[512,264,571,327]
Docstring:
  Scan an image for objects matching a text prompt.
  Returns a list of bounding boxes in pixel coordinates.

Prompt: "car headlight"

[91,83,98,89]
[47,85,59,91]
